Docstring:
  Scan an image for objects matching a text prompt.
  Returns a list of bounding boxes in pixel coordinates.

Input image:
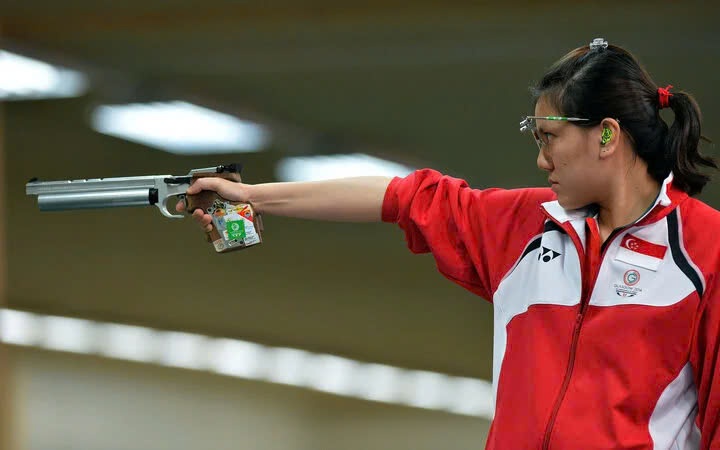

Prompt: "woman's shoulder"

[476,186,556,209]
[680,196,720,224]
[676,197,720,276]
[391,169,557,209]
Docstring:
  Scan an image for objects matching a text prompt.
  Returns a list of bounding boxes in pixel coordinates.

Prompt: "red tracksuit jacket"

[382,169,720,449]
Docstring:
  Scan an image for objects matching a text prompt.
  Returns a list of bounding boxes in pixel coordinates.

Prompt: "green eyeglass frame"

[519,116,590,150]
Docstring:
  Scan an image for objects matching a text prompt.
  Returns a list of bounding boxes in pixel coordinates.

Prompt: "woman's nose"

[537,148,553,171]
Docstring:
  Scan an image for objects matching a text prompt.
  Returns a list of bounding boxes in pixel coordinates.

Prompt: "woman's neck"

[596,170,662,242]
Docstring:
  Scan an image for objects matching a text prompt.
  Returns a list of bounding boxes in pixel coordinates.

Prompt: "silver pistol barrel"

[35,189,153,211]
[26,172,199,218]
[26,175,165,212]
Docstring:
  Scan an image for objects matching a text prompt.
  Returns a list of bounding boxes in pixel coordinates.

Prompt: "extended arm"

[178,176,393,230]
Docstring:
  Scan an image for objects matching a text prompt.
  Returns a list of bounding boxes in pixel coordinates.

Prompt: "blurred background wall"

[0,1,718,449]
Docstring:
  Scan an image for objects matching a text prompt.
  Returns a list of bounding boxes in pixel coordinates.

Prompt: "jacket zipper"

[541,305,588,450]
[540,216,627,450]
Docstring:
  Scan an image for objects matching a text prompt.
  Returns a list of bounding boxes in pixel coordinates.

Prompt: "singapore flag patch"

[615,233,668,271]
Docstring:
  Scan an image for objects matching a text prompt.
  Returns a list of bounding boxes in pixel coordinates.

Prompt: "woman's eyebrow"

[539,122,562,134]
[537,123,552,134]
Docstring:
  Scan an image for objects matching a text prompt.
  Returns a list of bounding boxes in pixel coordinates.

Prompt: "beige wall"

[10,347,489,450]
[1,93,18,450]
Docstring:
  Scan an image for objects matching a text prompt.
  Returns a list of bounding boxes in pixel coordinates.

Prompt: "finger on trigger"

[188,177,215,194]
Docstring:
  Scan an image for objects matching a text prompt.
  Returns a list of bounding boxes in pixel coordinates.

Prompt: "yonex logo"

[538,246,561,263]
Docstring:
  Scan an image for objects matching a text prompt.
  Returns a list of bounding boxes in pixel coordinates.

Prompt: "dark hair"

[532,40,716,196]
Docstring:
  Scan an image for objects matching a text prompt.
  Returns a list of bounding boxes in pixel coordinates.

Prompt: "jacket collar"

[540,172,687,225]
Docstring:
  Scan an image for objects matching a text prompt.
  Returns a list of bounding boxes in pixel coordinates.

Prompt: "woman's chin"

[556,193,584,211]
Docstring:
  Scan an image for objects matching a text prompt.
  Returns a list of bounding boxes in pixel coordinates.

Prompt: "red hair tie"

[658,85,673,109]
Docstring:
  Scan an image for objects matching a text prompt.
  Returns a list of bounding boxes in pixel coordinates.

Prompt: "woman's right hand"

[175,177,251,233]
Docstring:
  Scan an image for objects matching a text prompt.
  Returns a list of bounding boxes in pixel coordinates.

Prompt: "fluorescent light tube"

[276,153,414,182]
[0,50,88,100]
[91,101,269,154]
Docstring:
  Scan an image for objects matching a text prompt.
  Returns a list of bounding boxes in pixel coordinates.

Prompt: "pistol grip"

[185,191,262,253]
[183,169,242,218]
[185,190,219,215]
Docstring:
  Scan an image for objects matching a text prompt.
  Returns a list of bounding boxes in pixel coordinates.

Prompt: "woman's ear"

[598,118,621,158]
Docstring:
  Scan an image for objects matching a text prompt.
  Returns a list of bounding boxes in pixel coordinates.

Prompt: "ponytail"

[534,41,717,196]
[666,91,717,196]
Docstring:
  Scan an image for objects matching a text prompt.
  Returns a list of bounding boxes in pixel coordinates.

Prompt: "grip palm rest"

[184,172,263,253]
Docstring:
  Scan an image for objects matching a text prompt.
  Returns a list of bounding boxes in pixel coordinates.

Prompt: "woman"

[178,38,719,449]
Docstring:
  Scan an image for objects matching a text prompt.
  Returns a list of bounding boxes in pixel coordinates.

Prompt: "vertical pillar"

[0,77,16,449]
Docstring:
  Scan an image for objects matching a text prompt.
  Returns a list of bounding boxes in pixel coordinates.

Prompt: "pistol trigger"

[156,194,184,219]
